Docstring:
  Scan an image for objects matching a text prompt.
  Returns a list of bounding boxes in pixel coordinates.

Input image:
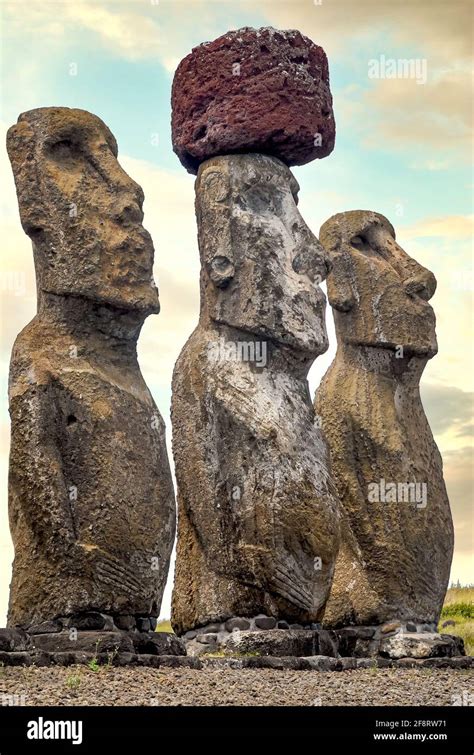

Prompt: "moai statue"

[315,210,454,629]
[170,28,340,636]
[6,107,176,632]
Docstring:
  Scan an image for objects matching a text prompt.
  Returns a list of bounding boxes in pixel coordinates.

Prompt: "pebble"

[1,666,472,706]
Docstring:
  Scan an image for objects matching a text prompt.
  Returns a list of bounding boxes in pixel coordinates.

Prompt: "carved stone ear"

[196,163,235,289]
[327,251,356,312]
[209,255,235,288]
[6,120,46,238]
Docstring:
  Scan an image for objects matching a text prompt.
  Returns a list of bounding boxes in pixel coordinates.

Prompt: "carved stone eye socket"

[350,235,377,256]
[46,138,80,161]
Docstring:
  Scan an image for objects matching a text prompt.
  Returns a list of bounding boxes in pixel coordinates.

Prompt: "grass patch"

[200,650,226,658]
[66,674,82,690]
[156,620,173,633]
[440,586,474,655]
[441,602,474,620]
[87,657,100,672]
[444,586,474,605]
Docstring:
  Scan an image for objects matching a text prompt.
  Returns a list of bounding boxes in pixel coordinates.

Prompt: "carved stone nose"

[404,269,437,301]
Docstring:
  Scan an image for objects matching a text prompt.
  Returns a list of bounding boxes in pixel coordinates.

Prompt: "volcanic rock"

[315,210,454,627]
[171,153,340,634]
[6,107,176,629]
[171,26,335,173]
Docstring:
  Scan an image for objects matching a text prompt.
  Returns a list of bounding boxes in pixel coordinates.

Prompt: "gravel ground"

[1,666,473,706]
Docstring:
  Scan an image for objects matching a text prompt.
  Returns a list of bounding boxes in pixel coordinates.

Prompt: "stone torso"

[171,327,340,633]
[8,318,175,627]
[317,348,453,626]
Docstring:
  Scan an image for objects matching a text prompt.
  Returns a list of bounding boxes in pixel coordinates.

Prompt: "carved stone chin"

[6,107,176,629]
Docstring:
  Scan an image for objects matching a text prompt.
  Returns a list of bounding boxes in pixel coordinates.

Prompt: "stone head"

[320,210,437,357]
[196,153,329,355]
[6,107,160,314]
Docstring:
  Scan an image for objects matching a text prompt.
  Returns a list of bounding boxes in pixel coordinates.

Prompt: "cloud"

[410,159,451,172]
[2,0,246,73]
[421,384,474,438]
[263,0,472,63]
[362,69,471,152]
[442,446,474,559]
[65,2,163,62]
[3,0,162,61]
[262,0,472,159]
[401,215,473,240]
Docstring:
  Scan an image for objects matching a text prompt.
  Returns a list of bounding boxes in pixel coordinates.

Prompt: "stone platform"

[0,616,469,669]
[183,616,466,660]
[0,650,471,671]
[0,624,186,668]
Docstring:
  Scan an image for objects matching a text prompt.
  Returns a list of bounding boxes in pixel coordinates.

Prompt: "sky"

[0,0,472,624]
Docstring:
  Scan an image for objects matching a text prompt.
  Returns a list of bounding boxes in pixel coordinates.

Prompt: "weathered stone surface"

[299,655,339,671]
[29,630,134,654]
[6,107,176,629]
[315,210,453,627]
[225,618,250,632]
[337,627,376,640]
[336,627,377,658]
[0,644,471,668]
[338,657,358,670]
[171,26,335,174]
[171,153,340,634]
[114,615,136,632]
[0,628,30,651]
[52,652,96,666]
[197,624,221,634]
[106,652,137,667]
[224,629,324,657]
[67,612,107,631]
[134,655,201,669]
[355,658,393,669]
[318,630,339,657]
[136,618,151,633]
[380,633,464,659]
[255,616,277,630]
[417,656,473,669]
[196,633,218,644]
[28,621,63,635]
[381,621,402,635]
[0,651,32,666]
[129,632,186,656]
